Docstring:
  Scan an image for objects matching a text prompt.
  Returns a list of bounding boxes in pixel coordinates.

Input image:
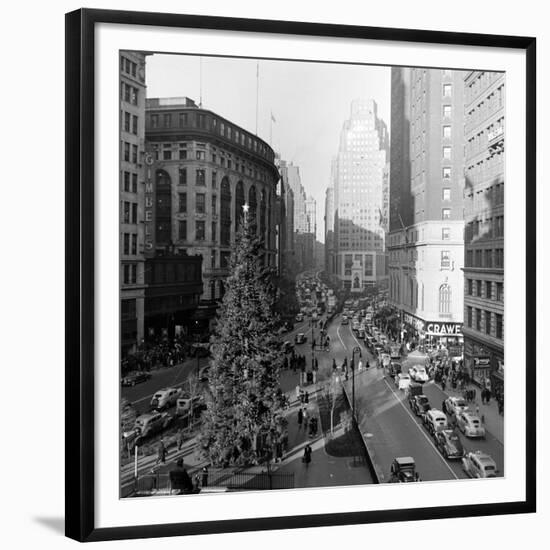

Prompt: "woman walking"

[303,444,312,468]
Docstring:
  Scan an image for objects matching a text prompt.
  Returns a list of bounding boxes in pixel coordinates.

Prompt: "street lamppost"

[351,346,362,426]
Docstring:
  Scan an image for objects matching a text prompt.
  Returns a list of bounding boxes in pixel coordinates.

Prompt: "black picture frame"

[65,8,536,542]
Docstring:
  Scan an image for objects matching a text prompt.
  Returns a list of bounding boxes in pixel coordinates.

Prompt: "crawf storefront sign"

[426,322,462,336]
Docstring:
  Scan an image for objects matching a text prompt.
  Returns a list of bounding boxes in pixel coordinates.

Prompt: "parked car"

[176,394,204,416]
[462,451,498,478]
[409,394,431,416]
[341,316,349,325]
[121,371,152,387]
[423,409,448,435]
[395,373,411,391]
[434,429,464,459]
[150,387,182,411]
[295,332,307,345]
[389,456,420,483]
[409,365,429,383]
[133,411,173,439]
[444,396,469,420]
[456,411,486,438]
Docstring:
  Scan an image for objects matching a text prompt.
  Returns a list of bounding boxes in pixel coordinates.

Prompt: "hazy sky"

[146,54,391,242]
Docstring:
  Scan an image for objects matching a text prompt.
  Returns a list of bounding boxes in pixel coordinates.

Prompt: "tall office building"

[324,185,335,277]
[120,51,147,357]
[462,71,505,392]
[276,158,296,275]
[332,99,389,291]
[388,67,466,348]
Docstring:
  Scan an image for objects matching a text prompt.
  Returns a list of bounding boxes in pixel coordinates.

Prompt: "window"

[196,169,205,186]
[442,208,451,219]
[441,250,451,269]
[467,279,473,296]
[442,227,450,241]
[476,279,482,297]
[195,220,205,241]
[485,249,493,268]
[443,146,452,159]
[123,264,137,285]
[163,114,171,128]
[123,171,130,192]
[443,105,452,118]
[151,114,159,128]
[131,173,137,193]
[178,220,187,240]
[485,311,492,335]
[124,112,131,132]
[443,167,451,179]
[211,221,217,241]
[132,115,138,135]
[123,233,130,255]
[211,194,217,214]
[178,193,187,213]
[212,171,217,188]
[196,193,206,214]
[131,203,137,224]
[179,113,188,127]
[442,188,451,201]
[443,125,452,139]
[163,148,172,161]
[496,282,504,301]
[123,201,130,223]
[475,308,482,331]
[485,280,492,299]
[132,144,138,164]
[131,234,137,255]
[443,83,452,97]
[467,306,473,327]
[123,142,130,162]
[179,148,187,160]
[495,248,504,268]
[196,150,205,160]
[178,168,187,185]
[130,86,138,105]
[496,314,503,339]
[439,284,452,314]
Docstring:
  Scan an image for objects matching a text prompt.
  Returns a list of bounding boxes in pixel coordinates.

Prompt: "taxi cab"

[462,451,498,478]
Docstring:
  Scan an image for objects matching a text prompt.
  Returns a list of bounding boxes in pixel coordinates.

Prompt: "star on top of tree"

[242,203,250,213]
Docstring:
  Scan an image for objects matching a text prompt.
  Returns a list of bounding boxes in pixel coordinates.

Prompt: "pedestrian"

[156,439,167,465]
[297,407,303,428]
[201,465,209,488]
[303,444,312,467]
[441,378,446,392]
[332,358,337,371]
[169,458,193,494]
[177,428,185,451]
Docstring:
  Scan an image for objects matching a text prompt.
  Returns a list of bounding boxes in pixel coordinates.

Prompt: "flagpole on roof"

[255,61,259,135]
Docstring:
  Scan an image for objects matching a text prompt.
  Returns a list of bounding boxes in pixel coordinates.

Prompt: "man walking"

[156,438,167,465]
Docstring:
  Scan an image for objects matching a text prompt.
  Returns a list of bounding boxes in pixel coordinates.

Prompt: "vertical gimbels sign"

[143,152,155,256]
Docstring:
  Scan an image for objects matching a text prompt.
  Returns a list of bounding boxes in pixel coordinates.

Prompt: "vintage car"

[434,429,464,459]
[389,456,420,483]
[133,411,173,439]
[121,371,152,387]
[423,409,449,435]
[150,387,182,411]
[395,372,411,391]
[176,394,205,416]
[341,316,349,325]
[444,396,470,420]
[462,451,498,478]
[456,411,486,438]
[388,361,402,377]
[294,332,307,345]
[409,365,430,383]
[295,313,304,322]
[409,394,431,416]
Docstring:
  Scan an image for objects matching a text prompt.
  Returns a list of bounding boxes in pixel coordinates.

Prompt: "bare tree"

[323,374,341,435]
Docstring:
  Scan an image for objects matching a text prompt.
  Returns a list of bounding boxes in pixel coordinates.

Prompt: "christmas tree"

[199,205,283,467]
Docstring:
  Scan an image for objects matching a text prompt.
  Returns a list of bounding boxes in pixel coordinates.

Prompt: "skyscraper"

[462,71,505,393]
[388,67,466,348]
[332,99,389,291]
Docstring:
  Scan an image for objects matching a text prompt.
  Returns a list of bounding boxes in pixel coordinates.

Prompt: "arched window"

[220,177,231,245]
[439,284,452,314]
[155,169,172,245]
[235,181,245,231]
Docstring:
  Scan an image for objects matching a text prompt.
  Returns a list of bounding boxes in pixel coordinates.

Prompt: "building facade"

[462,71,505,392]
[388,68,466,348]
[120,51,147,357]
[324,185,335,277]
[332,99,389,291]
[144,97,279,332]
[276,158,296,276]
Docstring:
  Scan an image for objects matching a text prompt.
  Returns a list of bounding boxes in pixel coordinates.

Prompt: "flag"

[271,112,276,123]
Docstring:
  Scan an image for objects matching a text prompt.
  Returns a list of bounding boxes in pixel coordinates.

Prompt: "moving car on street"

[409,394,431,416]
[456,411,486,438]
[444,396,469,421]
[121,371,152,387]
[423,409,449,435]
[133,411,173,439]
[408,365,429,383]
[150,387,182,411]
[462,451,498,478]
[395,372,411,391]
[295,332,307,345]
[341,316,349,325]
[389,456,420,482]
[434,429,464,459]
[176,394,204,416]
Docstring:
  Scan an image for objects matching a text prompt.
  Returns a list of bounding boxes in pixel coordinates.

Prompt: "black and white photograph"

[119,52,506,497]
